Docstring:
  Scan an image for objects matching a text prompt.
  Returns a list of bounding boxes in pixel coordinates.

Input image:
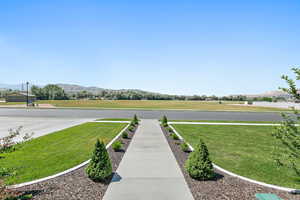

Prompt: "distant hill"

[0,83,291,100]
[56,83,162,95]
[245,90,290,98]
[56,84,105,94]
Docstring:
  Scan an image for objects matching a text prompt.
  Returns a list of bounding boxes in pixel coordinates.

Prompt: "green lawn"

[0,122,127,185]
[0,102,25,105]
[169,120,280,124]
[172,124,300,188]
[96,118,132,121]
[37,100,288,112]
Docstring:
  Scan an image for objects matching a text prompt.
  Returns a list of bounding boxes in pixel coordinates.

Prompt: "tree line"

[29,84,231,101]
[0,84,286,102]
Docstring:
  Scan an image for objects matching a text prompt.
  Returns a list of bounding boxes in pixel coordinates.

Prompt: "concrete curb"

[8,122,130,189]
[168,124,300,194]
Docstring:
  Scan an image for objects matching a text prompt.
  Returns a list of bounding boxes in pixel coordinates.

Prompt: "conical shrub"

[133,114,139,125]
[162,115,168,124]
[185,139,214,180]
[86,139,112,182]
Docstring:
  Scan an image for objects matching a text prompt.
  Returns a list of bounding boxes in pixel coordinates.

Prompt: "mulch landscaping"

[9,126,138,200]
[161,125,300,200]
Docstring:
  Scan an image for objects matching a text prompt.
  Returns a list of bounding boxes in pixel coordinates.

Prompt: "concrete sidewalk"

[103,119,194,200]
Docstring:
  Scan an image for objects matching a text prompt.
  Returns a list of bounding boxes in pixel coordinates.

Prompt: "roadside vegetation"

[0,122,127,185]
[37,100,287,111]
[172,124,300,188]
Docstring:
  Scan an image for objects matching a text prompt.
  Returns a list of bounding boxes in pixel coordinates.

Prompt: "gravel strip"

[161,126,300,200]
[10,126,137,200]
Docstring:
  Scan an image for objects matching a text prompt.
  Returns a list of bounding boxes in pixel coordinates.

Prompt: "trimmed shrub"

[162,115,168,124]
[133,114,139,125]
[168,127,174,133]
[170,133,179,140]
[112,141,122,152]
[128,126,134,132]
[122,131,129,139]
[185,139,214,180]
[86,139,112,182]
[130,121,136,127]
[180,142,190,152]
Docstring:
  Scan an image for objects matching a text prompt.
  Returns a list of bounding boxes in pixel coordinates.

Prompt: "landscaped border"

[168,122,300,194]
[8,121,131,189]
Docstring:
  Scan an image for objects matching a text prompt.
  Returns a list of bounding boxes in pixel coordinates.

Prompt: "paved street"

[0,108,284,142]
[0,117,92,142]
[103,120,194,200]
[0,108,283,121]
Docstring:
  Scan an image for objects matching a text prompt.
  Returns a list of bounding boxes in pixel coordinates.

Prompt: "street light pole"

[26,82,29,107]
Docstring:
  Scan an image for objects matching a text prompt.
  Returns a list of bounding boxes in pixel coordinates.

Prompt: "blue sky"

[0,0,299,96]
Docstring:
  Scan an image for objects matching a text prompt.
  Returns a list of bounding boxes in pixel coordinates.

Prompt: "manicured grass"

[169,120,280,124]
[0,122,127,185]
[172,124,300,188]
[96,118,132,121]
[0,102,25,105]
[37,100,288,112]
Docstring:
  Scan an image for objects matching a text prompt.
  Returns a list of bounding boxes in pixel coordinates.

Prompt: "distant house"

[5,93,36,103]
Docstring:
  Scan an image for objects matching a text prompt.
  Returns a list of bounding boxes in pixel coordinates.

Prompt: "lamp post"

[26,82,29,107]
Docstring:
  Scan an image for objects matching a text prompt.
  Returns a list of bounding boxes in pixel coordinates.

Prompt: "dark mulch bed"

[161,125,300,200]
[10,126,137,200]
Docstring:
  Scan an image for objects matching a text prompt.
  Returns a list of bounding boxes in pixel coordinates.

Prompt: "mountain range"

[0,83,163,96]
[0,83,289,98]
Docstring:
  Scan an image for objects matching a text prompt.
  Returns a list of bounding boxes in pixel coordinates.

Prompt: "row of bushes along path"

[161,124,300,200]
[102,119,194,200]
[12,124,138,200]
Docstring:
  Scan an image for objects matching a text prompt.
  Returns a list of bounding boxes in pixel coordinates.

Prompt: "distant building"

[5,93,36,103]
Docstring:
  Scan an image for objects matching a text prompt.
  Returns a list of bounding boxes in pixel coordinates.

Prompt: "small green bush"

[86,139,112,182]
[162,115,168,124]
[180,142,190,152]
[185,139,214,180]
[168,127,174,133]
[170,133,179,140]
[128,126,134,132]
[122,131,129,139]
[133,114,139,125]
[162,123,168,128]
[112,141,122,152]
[130,121,136,127]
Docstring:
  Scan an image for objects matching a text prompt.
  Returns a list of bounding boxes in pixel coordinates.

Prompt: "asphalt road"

[0,117,92,142]
[0,108,284,121]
